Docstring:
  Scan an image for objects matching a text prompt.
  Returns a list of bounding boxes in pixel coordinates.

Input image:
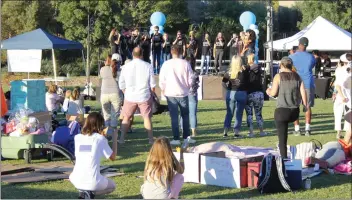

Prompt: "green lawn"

[1,99,351,199]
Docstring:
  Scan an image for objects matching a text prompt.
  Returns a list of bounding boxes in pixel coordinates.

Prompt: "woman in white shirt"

[69,112,117,199]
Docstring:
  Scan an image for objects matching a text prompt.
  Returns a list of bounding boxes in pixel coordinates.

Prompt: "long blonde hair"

[229,56,243,79]
[144,137,184,186]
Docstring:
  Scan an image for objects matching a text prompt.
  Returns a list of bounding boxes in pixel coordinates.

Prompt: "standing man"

[119,47,156,144]
[130,28,141,49]
[312,50,322,77]
[289,37,316,136]
[159,45,196,145]
[162,33,172,64]
[186,31,198,69]
[173,30,187,59]
[151,26,164,74]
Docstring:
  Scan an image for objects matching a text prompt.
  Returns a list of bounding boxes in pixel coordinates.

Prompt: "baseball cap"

[299,37,309,46]
[112,53,122,61]
[280,56,293,65]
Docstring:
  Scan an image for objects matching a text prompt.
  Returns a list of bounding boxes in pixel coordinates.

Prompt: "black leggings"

[274,108,300,158]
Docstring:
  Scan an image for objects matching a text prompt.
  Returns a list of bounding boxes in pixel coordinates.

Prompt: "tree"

[295,0,352,31]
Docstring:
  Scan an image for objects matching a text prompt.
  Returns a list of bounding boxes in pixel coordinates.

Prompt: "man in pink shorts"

[118,47,156,144]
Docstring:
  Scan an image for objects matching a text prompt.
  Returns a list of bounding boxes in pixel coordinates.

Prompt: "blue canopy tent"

[1,28,85,84]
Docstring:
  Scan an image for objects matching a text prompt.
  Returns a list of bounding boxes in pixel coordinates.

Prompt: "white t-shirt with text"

[69,133,113,191]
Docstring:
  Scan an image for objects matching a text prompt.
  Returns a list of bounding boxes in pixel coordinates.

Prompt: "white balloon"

[254,29,259,35]
[249,24,258,30]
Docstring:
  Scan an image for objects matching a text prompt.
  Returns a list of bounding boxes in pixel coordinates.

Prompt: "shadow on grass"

[1,184,77,199]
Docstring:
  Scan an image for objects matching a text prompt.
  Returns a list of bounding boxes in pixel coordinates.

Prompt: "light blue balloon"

[239,11,256,30]
[249,24,258,30]
[253,28,259,35]
[150,12,166,26]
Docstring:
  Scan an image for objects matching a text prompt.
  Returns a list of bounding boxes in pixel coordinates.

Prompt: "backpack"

[256,153,292,194]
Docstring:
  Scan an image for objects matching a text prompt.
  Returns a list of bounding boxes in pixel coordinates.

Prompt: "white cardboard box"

[200,155,242,188]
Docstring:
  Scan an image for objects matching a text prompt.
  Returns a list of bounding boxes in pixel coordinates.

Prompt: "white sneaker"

[186,136,196,144]
[170,140,181,145]
[260,132,268,137]
[248,133,255,138]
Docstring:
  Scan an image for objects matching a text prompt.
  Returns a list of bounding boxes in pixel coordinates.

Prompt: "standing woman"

[214,32,225,73]
[180,57,200,137]
[266,57,307,158]
[227,33,241,60]
[109,28,121,54]
[200,32,211,75]
[222,56,249,138]
[245,53,266,137]
[100,56,121,149]
[241,30,256,65]
[151,26,164,74]
[140,34,151,63]
[187,31,198,70]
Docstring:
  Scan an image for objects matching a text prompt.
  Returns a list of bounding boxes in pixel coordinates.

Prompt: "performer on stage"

[186,31,198,70]
[213,32,225,73]
[151,26,164,74]
[227,33,241,60]
[173,30,187,59]
[200,32,212,75]
[109,28,121,55]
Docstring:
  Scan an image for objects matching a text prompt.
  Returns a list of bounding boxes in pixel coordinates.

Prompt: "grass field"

[1,99,351,199]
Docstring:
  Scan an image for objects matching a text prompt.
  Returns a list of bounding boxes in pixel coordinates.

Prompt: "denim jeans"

[153,48,162,74]
[166,96,190,140]
[180,95,198,129]
[200,55,210,75]
[223,90,247,131]
[163,52,171,64]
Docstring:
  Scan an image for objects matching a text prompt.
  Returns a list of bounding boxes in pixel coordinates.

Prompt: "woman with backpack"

[266,57,307,158]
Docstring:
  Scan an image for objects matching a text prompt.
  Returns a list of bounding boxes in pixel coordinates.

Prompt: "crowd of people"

[108,26,258,75]
[40,27,352,199]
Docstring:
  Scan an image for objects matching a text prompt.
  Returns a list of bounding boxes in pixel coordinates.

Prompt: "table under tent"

[0,28,85,163]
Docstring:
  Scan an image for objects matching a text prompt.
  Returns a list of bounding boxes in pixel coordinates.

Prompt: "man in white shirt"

[119,47,156,144]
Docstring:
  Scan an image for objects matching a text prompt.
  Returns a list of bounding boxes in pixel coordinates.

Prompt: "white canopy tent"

[268,16,352,51]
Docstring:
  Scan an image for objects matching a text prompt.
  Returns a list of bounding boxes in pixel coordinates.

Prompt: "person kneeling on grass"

[69,112,117,199]
[141,137,184,199]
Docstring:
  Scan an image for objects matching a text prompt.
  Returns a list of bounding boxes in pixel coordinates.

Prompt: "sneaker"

[234,134,242,139]
[260,132,268,137]
[248,133,255,138]
[305,130,311,136]
[186,137,196,144]
[148,139,154,145]
[223,134,228,138]
[170,140,181,145]
[293,130,302,136]
[78,191,95,199]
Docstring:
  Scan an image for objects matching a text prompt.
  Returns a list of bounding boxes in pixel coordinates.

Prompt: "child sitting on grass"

[141,137,184,199]
[67,87,84,115]
[69,112,117,199]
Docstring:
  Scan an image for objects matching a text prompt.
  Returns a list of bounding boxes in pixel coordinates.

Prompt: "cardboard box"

[247,162,261,188]
[66,114,89,125]
[173,151,225,183]
[200,154,264,188]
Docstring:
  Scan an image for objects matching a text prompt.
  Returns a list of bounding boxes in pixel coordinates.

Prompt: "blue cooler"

[285,159,302,190]
[11,79,46,112]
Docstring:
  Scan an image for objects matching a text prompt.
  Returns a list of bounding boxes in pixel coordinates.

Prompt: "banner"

[7,50,42,72]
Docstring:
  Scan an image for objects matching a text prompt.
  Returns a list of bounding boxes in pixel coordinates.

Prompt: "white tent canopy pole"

[52,49,58,85]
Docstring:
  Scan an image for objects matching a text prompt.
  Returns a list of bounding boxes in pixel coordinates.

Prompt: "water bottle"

[305,178,311,190]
